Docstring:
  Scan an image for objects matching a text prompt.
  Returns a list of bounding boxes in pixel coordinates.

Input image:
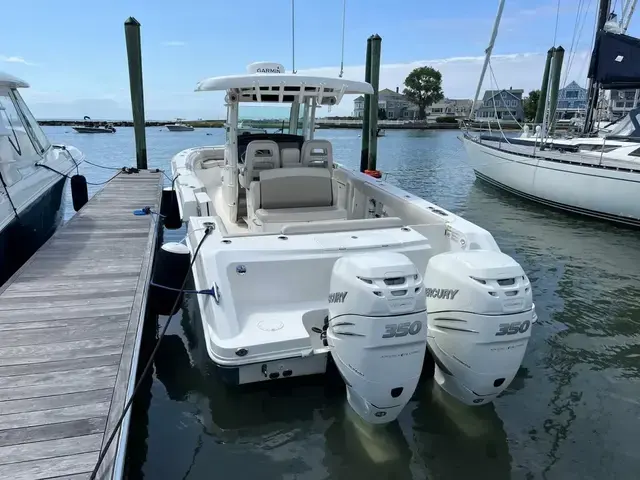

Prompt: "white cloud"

[298,51,592,116]
[22,50,594,120]
[162,41,187,47]
[0,55,36,66]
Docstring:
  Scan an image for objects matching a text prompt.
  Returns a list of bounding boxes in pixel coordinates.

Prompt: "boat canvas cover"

[588,31,640,89]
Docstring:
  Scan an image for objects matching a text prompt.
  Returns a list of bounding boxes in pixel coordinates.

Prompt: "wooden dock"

[0,170,163,480]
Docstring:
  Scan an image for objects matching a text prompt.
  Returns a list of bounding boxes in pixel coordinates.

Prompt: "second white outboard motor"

[425,250,536,406]
[327,252,427,424]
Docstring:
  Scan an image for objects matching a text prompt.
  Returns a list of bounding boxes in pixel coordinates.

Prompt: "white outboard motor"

[426,250,536,406]
[327,252,427,424]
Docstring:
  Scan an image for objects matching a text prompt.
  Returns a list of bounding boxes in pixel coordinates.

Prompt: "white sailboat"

[168,61,537,425]
[0,71,83,284]
[462,0,640,227]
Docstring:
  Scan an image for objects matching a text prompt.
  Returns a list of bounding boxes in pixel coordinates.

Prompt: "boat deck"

[480,138,640,172]
[0,170,162,480]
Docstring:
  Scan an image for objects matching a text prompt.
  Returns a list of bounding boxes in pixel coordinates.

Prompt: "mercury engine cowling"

[425,250,536,406]
[327,252,427,424]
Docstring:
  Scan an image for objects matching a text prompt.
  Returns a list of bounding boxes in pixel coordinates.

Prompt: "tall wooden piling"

[360,37,373,173]
[124,17,148,170]
[367,34,382,172]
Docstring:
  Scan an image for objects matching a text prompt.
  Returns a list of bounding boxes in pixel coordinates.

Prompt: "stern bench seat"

[247,167,346,232]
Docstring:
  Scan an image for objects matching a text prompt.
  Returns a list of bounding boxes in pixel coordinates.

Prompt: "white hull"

[0,147,80,234]
[166,124,195,132]
[0,72,84,283]
[72,126,115,133]
[462,135,640,226]
[163,64,537,424]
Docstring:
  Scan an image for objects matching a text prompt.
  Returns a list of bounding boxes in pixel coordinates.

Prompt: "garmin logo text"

[329,291,348,304]
[257,67,282,73]
[425,288,459,300]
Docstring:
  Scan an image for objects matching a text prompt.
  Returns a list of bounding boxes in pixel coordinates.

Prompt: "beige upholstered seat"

[301,140,333,168]
[281,147,301,167]
[239,140,280,188]
[247,167,347,231]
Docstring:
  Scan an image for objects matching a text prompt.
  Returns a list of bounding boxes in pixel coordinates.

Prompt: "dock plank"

[0,170,162,479]
[0,389,113,415]
[0,434,102,466]
[0,337,126,366]
[0,402,111,431]
[0,355,120,378]
[0,451,99,480]
[0,418,106,448]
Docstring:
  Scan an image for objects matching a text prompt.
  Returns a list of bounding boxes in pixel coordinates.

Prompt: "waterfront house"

[609,88,640,119]
[556,81,588,119]
[354,88,472,121]
[353,96,365,117]
[475,88,524,122]
[427,99,473,120]
[354,88,417,119]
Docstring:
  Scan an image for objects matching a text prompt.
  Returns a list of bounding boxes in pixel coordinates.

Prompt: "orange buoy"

[364,169,382,179]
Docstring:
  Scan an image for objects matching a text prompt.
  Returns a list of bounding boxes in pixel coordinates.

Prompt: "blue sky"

[2,0,638,119]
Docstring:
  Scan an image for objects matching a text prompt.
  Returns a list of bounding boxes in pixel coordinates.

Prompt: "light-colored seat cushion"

[260,167,333,210]
[301,139,333,169]
[239,140,280,188]
[255,206,347,224]
[281,147,301,167]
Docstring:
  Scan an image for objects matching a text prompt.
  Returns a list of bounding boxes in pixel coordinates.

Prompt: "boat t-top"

[168,61,537,424]
[71,115,116,133]
[166,118,195,131]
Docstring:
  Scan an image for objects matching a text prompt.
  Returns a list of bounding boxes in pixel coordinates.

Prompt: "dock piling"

[367,34,382,172]
[535,47,554,125]
[360,37,373,173]
[124,17,148,170]
[547,46,565,135]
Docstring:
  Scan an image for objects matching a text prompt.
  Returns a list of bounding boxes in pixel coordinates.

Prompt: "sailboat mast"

[583,0,612,134]
[470,0,506,119]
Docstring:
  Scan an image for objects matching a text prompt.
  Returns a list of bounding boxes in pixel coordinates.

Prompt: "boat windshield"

[10,90,51,153]
[238,104,292,133]
[608,108,640,138]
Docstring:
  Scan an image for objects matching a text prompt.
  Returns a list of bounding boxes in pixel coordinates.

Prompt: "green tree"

[523,90,541,121]
[402,66,444,120]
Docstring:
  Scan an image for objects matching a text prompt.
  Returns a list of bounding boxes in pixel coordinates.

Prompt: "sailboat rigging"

[462,0,640,227]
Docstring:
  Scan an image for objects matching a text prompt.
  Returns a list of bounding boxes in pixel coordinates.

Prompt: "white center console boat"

[170,62,537,424]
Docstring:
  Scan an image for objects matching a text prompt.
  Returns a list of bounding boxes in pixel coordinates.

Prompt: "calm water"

[46,126,640,480]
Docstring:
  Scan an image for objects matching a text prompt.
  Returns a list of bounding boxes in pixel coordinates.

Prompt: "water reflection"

[125,286,519,480]
[115,129,640,479]
[411,380,511,480]
[461,180,640,477]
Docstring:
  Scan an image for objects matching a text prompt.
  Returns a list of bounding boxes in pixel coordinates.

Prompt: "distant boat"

[377,128,385,137]
[237,121,267,135]
[72,116,116,133]
[166,119,195,131]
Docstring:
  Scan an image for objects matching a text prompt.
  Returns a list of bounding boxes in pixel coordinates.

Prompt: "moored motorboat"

[166,119,195,131]
[0,71,84,284]
[72,115,116,133]
[166,61,537,425]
